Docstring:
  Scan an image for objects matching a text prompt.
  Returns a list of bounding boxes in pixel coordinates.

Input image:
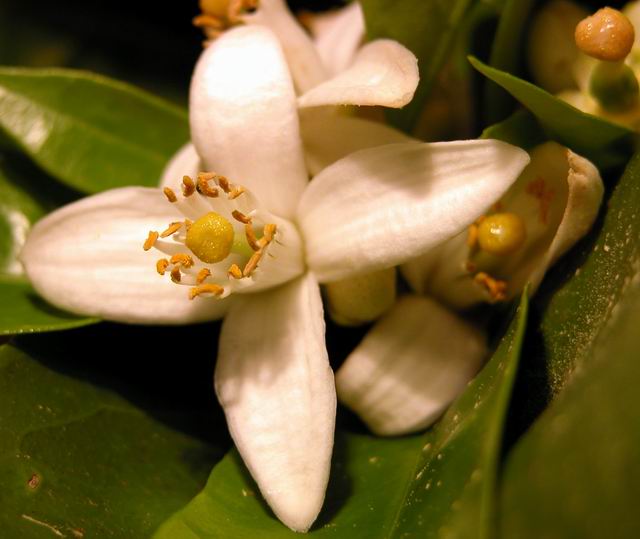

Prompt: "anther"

[160,222,183,238]
[163,187,177,203]
[197,268,212,284]
[170,253,195,268]
[218,176,231,193]
[193,13,224,29]
[171,266,182,283]
[245,224,260,251]
[243,250,263,277]
[474,272,508,301]
[229,186,245,199]
[182,176,196,197]
[261,223,277,246]
[467,223,479,249]
[228,264,243,279]
[143,231,159,251]
[197,175,219,198]
[156,258,169,275]
[189,283,225,299]
[232,210,252,224]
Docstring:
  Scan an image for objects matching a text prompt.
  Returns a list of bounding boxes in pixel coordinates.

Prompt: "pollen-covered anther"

[259,223,277,247]
[245,224,260,251]
[143,231,159,251]
[170,253,195,268]
[232,210,252,224]
[197,268,212,284]
[218,176,231,193]
[170,266,182,283]
[228,264,243,279]
[189,283,225,299]
[163,187,178,203]
[156,258,169,276]
[474,272,508,301]
[182,176,196,197]
[229,186,245,199]
[160,222,183,238]
[196,175,220,198]
[243,250,264,277]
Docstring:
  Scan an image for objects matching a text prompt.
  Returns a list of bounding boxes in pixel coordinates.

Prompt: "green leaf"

[0,67,189,194]
[360,0,476,133]
[0,334,223,538]
[469,56,634,168]
[498,157,640,537]
[481,109,546,150]
[153,296,528,538]
[0,155,97,334]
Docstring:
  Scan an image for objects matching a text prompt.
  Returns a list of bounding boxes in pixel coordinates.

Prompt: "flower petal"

[244,0,328,92]
[336,295,487,436]
[159,142,201,190]
[297,39,419,109]
[300,109,413,176]
[190,25,308,220]
[307,1,365,76]
[298,140,530,283]
[21,187,232,323]
[215,273,336,532]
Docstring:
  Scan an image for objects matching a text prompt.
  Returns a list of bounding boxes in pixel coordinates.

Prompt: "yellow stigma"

[575,7,635,62]
[186,212,235,264]
[477,213,526,256]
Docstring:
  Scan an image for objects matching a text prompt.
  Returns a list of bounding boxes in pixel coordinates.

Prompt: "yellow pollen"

[160,222,183,238]
[229,186,245,199]
[243,250,263,277]
[163,187,177,203]
[218,176,231,193]
[477,213,526,256]
[189,283,225,299]
[245,224,260,251]
[170,253,195,268]
[197,268,212,284]
[474,272,508,301]
[575,7,635,62]
[228,264,243,279]
[182,176,196,197]
[143,231,159,251]
[197,175,219,198]
[186,212,235,264]
[171,266,182,283]
[232,210,251,224]
[156,258,169,275]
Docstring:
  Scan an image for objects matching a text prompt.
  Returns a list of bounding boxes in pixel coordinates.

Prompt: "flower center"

[186,212,235,263]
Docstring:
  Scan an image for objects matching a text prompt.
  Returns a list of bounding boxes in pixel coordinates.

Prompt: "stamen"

[228,264,243,279]
[197,175,219,198]
[184,219,193,231]
[193,13,224,29]
[229,186,245,199]
[170,253,195,268]
[163,187,178,203]
[156,258,169,275]
[474,272,508,301]
[160,222,183,238]
[260,223,277,247]
[171,266,182,283]
[218,176,231,193]
[189,283,225,299]
[467,223,479,249]
[143,231,159,251]
[197,268,212,284]
[243,250,263,277]
[182,176,196,197]
[245,224,260,251]
[232,210,252,224]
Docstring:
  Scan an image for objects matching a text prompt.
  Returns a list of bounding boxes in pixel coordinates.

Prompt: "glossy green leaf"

[469,56,634,168]
[498,156,640,537]
[481,109,546,150]
[361,0,476,133]
[0,337,222,539]
[0,155,97,334]
[154,296,528,538]
[0,67,189,194]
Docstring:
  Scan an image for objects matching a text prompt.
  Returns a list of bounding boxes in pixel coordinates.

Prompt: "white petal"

[159,142,201,190]
[298,140,530,283]
[297,39,419,109]
[300,109,413,176]
[190,25,308,220]
[307,1,365,76]
[244,0,328,93]
[21,187,231,324]
[215,274,336,532]
[336,295,487,436]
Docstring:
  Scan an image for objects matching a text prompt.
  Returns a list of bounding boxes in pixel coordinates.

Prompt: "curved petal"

[159,142,201,190]
[336,295,487,436]
[21,187,232,324]
[215,273,336,532]
[307,1,365,76]
[297,39,419,109]
[190,25,308,220]
[244,0,328,93]
[298,140,530,283]
[300,109,414,176]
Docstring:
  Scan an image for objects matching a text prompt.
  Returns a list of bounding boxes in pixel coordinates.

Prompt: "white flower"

[337,142,603,436]
[20,26,529,532]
